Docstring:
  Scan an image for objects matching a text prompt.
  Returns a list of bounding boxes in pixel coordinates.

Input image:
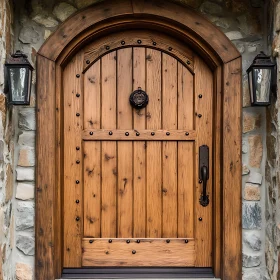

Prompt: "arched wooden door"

[62,30,213,271]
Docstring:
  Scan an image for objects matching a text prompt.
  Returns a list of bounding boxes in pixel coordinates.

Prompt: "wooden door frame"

[36,1,242,279]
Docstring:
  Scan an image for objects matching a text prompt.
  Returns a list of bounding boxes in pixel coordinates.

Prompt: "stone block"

[32,14,59,27]
[243,112,261,133]
[244,183,260,201]
[18,147,35,167]
[225,31,243,41]
[53,2,77,22]
[171,0,203,9]
[248,135,263,168]
[243,78,251,107]
[16,202,34,231]
[75,0,104,9]
[16,168,34,182]
[275,1,280,32]
[5,164,13,202]
[242,253,261,267]
[242,269,262,280]
[242,140,248,154]
[16,263,33,280]
[247,172,262,185]
[44,29,52,40]
[200,1,223,16]
[16,235,35,256]
[18,109,36,131]
[242,202,262,229]
[18,132,35,147]
[19,26,40,44]
[16,183,34,200]
[242,165,250,175]
[243,231,261,251]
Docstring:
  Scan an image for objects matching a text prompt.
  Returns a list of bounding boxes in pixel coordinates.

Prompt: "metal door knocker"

[129,87,149,109]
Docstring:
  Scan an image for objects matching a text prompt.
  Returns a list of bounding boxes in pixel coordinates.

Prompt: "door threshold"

[60,268,216,279]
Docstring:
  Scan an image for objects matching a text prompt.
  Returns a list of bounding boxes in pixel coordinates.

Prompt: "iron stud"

[76,146,80,150]
[199,217,203,221]
[89,240,94,243]
[76,180,80,184]
[153,42,157,46]
[76,217,80,221]
[76,200,80,204]
[76,113,80,117]
[187,60,191,65]
[185,240,189,243]
[106,45,110,50]
[199,94,203,98]
[132,250,136,254]
[90,131,93,135]
[198,114,202,118]
[166,240,170,243]
[121,41,125,45]
[199,180,202,184]
[109,131,113,135]
[86,60,90,64]
[137,40,142,44]
[136,132,140,136]
[168,47,173,51]
[151,132,155,136]
[76,93,80,97]
[137,240,140,243]
[166,132,170,136]
[126,240,130,244]
[76,74,80,78]
[76,160,80,164]
[109,239,112,243]
[125,132,129,136]
[185,132,189,136]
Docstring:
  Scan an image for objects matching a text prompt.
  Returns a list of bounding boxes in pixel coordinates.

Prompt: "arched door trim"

[36,1,241,279]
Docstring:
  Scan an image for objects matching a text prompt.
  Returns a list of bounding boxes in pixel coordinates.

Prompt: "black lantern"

[247,51,276,106]
[5,50,34,105]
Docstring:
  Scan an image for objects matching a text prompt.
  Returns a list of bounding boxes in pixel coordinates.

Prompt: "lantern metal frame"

[246,51,276,107]
[5,50,34,105]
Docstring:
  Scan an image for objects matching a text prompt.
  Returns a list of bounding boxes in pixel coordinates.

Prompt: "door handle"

[199,145,209,207]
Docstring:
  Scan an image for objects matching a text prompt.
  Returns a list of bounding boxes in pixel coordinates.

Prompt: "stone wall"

[0,0,14,279]
[8,0,268,279]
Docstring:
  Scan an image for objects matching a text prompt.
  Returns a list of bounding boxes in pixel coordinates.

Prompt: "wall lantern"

[5,50,34,105]
[247,51,276,106]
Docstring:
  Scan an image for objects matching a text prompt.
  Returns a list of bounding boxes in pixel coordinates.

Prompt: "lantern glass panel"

[8,67,31,104]
[253,68,271,103]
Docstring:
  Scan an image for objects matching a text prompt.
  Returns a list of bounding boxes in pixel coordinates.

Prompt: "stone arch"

[36,1,241,279]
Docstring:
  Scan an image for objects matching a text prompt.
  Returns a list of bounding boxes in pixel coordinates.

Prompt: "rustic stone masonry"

[0,0,269,279]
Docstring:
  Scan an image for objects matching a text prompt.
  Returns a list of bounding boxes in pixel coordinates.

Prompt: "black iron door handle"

[199,165,209,207]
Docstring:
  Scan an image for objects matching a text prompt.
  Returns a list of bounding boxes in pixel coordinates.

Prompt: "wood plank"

[223,58,242,280]
[178,142,194,238]
[82,238,195,267]
[82,129,196,141]
[133,47,146,237]
[84,60,100,129]
[194,55,213,267]
[146,49,162,238]
[36,55,56,280]
[177,64,194,238]
[117,48,133,238]
[162,53,177,238]
[83,141,101,237]
[101,51,117,238]
[63,50,84,267]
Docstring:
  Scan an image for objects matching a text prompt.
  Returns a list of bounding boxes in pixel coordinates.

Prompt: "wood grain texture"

[223,58,242,280]
[194,55,213,267]
[36,55,56,280]
[63,50,84,267]
[82,238,195,267]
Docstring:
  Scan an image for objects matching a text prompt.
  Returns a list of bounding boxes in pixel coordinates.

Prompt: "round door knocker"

[129,87,149,109]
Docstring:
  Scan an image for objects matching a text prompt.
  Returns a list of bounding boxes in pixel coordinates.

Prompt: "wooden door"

[63,30,213,269]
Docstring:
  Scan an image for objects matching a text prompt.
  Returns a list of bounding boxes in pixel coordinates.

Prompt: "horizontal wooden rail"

[82,238,195,267]
[82,129,196,141]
